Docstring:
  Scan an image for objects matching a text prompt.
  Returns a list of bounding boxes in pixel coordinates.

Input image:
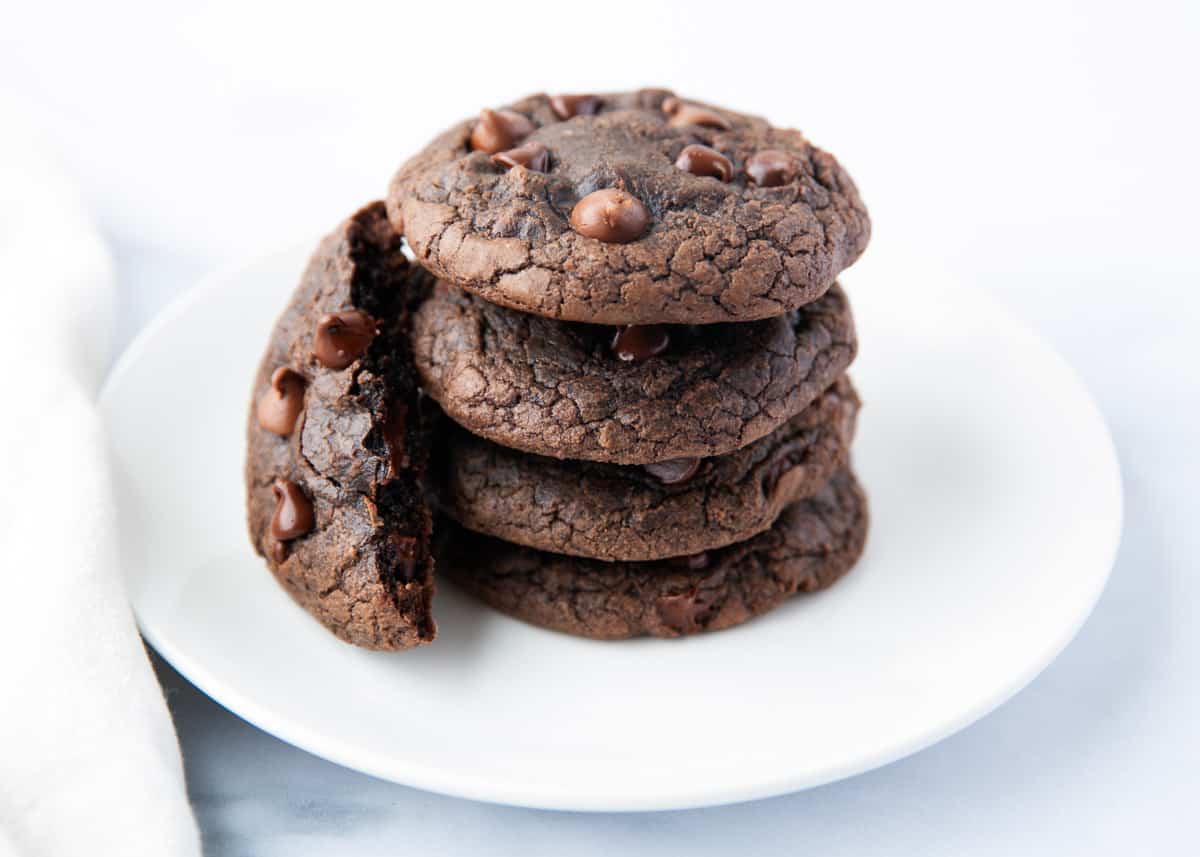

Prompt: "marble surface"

[4,1,1197,852]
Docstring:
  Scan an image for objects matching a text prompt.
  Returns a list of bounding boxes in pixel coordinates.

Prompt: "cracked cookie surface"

[244,202,437,651]
[439,377,859,561]
[440,469,868,640]
[413,280,856,464]
[387,89,870,325]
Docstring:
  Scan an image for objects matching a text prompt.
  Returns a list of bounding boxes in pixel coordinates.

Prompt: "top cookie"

[387,89,870,325]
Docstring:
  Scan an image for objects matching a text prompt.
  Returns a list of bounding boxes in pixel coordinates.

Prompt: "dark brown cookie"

[439,377,859,561]
[244,202,437,651]
[387,89,870,325]
[412,280,856,464]
[440,469,868,640]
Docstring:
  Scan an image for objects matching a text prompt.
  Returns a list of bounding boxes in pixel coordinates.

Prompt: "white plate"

[100,245,1121,812]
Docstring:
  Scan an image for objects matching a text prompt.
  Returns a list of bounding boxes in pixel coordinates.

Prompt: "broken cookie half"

[244,201,436,650]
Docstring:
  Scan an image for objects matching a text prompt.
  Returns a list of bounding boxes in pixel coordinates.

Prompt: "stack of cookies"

[246,89,871,650]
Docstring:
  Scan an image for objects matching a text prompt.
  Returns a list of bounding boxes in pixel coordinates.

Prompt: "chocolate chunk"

[675,144,732,181]
[569,189,651,243]
[610,324,669,361]
[746,149,797,187]
[469,108,536,154]
[642,456,701,485]
[667,104,731,130]
[491,141,550,172]
[256,367,306,436]
[270,478,314,541]
[668,551,711,571]
[314,309,378,369]
[549,93,602,120]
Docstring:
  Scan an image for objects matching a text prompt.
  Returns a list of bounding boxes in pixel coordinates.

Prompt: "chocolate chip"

[549,93,602,120]
[270,478,314,541]
[256,367,306,436]
[314,310,378,369]
[667,104,731,130]
[674,144,733,181]
[610,324,669,361]
[469,108,536,154]
[746,149,797,187]
[491,141,550,172]
[570,189,651,243]
[643,456,701,485]
[668,551,710,571]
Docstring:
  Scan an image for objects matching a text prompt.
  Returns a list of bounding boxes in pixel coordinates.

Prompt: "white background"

[3,1,1198,854]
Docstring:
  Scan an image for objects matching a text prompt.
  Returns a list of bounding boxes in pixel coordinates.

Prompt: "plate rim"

[100,244,1124,812]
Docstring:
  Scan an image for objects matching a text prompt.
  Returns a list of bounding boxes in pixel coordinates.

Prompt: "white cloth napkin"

[0,107,201,857]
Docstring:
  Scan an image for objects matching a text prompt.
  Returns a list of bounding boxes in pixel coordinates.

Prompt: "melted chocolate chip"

[643,456,701,485]
[668,551,710,571]
[491,141,550,172]
[549,93,602,120]
[383,402,410,473]
[761,457,797,497]
[656,584,718,633]
[469,108,536,154]
[674,144,733,181]
[667,104,731,130]
[387,533,420,582]
[270,479,314,541]
[256,367,306,436]
[610,324,669,361]
[746,149,797,187]
[314,310,378,369]
[570,189,651,243]
[395,555,418,582]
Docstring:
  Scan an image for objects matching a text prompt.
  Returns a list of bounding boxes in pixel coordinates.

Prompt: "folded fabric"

[0,102,201,857]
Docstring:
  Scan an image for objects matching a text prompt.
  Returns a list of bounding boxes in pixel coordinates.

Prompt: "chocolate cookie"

[387,89,869,325]
[439,377,859,561]
[440,469,868,640]
[412,281,855,464]
[245,202,437,651]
